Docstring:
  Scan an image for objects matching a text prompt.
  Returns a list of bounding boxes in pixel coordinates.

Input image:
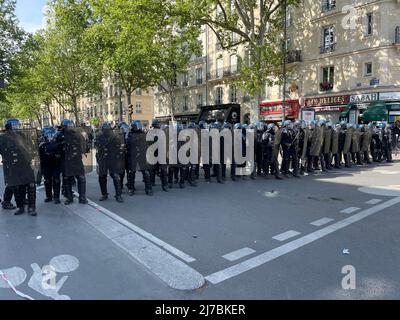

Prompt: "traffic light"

[128,104,133,114]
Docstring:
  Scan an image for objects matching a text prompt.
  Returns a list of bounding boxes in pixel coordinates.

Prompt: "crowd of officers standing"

[1,117,399,217]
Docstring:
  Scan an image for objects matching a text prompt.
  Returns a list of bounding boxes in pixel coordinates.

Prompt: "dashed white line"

[310,217,334,227]
[365,199,382,205]
[205,196,400,285]
[222,248,256,262]
[272,230,301,242]
[340,207,360,214]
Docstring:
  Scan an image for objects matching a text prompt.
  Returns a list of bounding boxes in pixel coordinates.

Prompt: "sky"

[15,0,48,33]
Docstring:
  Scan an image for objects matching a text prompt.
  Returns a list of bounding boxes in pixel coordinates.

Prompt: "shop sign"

[350,93,379,103]
[304,95,350,107]
[380,92,400,101]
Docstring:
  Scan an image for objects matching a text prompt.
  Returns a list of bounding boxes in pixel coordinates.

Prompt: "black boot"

[2,202,16,210]
[28,207,37,217]
[27,184,37,216]
[144,171,153,196]
[179,167,185,189]
[77,176,88,204]
[113,176,124,203]
[14,207,25,215]
[127,171,136,195]
[63,177,73,205]
[44,179,53,202]
[161,167,169,191]
[53,178,61,204]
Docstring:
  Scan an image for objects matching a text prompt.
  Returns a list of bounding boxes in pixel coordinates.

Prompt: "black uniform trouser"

[127,170,152,192]
[383,143,393,162]
[14,183,36,209]
[333,154,341,167]
[344,152,352,167]
[221,163,236,179]
[3,186,13,203]
[168,166,186,186]
[282,147,298,175]
[362,151,371,163]
[186,165,197,185]
[150,164,168,187]
[63,175,86,201]
[324,153,332,169]
[99,173,122,197]
[255,150,263,175]
[44,173,61,200]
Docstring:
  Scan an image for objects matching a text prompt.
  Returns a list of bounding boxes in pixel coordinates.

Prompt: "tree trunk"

[119,89,123,123]
[46,103,54,127]
[72,96,80,126]
[250,90,262,123]
[127,91,132,124]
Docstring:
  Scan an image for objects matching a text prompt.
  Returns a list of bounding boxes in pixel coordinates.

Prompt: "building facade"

[276,0,400,124]
[154,27,255,124]
[48,78,154,127]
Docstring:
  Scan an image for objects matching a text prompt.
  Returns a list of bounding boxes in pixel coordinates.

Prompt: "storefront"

[359,101,388,123]
[259,99,300,123]
[380,92,400,123]
[304,95,349,124]
[340,93,380,123]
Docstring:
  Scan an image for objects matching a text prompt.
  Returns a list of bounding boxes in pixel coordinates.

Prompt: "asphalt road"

[1,159,400,300]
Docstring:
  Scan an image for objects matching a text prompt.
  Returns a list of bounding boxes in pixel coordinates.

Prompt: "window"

[182,72,189,87]
[216,58,223,78]
[196,68,203,85]
[216,87,223,104]
[230,54,238,73]
[366,13,373,36]
[136,102,142,114]
[230,86,237,103]
[322,0,336,12]
[197,94,203,108]
[136,88,142,96]
[183,96,188,111]
[114,103,119,115]
[285,37,292,51]
[364,62,373,76]
[320,66,334,91]
[109,85,113,97]
[321,26,335,53]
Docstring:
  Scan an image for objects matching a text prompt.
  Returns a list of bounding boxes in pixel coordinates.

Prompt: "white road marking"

[222,248,256,262]
[72,191,196,263]
[50,255,80,273]
[205,196,400,285]
[66,199,204,291]
[365,199,382,205]
[310,217,334,227]
[272,230,301,242]
[340,207,360,214]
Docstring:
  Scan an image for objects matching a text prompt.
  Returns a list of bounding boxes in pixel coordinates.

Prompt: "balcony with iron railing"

[320,43,336,54]
[320,82,334,92]
[286,50,302,64]
[207,65,240,81]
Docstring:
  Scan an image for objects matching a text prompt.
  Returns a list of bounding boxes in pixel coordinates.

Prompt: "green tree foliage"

[0,0,25,103]
[87,0,202,120]
[39,0,103,124]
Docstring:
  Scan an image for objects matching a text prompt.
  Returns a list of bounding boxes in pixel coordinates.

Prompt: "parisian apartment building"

[47,77,154,127]
[155,0,400,125]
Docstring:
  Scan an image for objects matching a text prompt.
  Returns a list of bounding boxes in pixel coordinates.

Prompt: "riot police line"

[0,117,399,217]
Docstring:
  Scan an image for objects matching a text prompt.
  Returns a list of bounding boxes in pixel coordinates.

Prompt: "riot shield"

[271,129,282,163]
[331,129,339,155]
[63,127,91,177]
[343,128,354,154]
[310,126,323,156]
[127,131,152,171]
[323,127,332,154]
[352,129,361,153]
[0,129,40,187]
[361,128,372,152]
[95,128,126,176]
[300,127,310,161]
